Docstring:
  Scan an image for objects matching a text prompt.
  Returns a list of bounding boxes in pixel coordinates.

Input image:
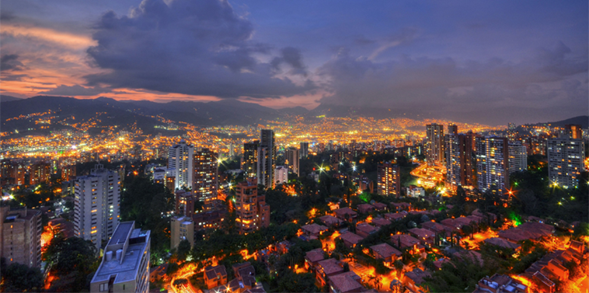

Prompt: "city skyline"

[1,0,587,125]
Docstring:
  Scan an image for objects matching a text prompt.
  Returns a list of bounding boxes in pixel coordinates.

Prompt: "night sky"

[1,0,587,124]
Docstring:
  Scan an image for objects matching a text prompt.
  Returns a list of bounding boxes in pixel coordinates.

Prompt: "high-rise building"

[285,147,300,176]
[0,206,42,268]
[564,124,583,140]
[193,148,218,202]
[29,161,51,185]
[275,165,289,185]
[508,141,527,174]
[476,137,509,194]
[547,138,585,189]
[168,139,194,190]
[61,165,77,181]
[446,133,474,188]
[257,130,276,189]
[235,178,270,234]
[175,190,195,217]
[377,162,401,197]
[448,124,458,136]
[242,140,259,178]
[171,216,194,250]
[0,159,24,186]
[426,124,444,166]
[74,164,120,251]
[300,142,309,159]
[90,221,150,293]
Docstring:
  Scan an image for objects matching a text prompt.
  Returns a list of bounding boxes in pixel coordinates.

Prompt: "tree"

[177,239,192,261]
[43,235,99,292]
[0,258,44,292]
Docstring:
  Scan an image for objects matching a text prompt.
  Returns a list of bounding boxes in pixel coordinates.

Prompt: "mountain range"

[1,96,587,135]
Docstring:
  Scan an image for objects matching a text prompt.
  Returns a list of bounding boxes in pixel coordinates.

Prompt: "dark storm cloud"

[84,0,314,99]
[271,47,307,76]
[40,84,109,96]
[0,54,25,71]
[317,42,588,123]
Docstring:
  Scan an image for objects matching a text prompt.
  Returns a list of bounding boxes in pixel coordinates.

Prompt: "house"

[569,240,584,254]
[339,232,364,248]
[204,265,228,289]
[420,221,453,236]
[404,268,430,293]
[232,262,257,291]
[390,234,421,250]
[301,223,329,240]
[498,222,554,242]
[305,248,325,271]
[356,223,378,238]
[320,215,343,227]
[532,271,556,293]
[334,208,358,221]
[473,274,527,293]
[390,202,411,212]
[328,271,365,293]
[371,202,387,211]
[371,217,391,228]
[384,211,408,221]
[484,238,521,252]
[316,259,344,288]
[433,258,450,270]
[408,228,435,245]
[370,243,401,264]
[357,204,375,214]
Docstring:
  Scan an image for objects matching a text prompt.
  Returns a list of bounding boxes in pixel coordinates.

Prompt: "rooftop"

[92,222,150,285]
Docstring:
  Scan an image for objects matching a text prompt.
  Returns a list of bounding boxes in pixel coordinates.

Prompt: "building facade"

[508,141,528,174]
[242,140,259,178]
[286,147,300,176]
[547,138,585,189]
[257,130,276,189]
[193,148,218,202]
[74,164,120,251]
[300,142,309,159]
[235,178,270,234]
[446,133,474,188]
[476,136,509,194]
[90,222,150,293]
[275,165,289,185]
[377,162,401,197]
[426,124,445,166]
[168,139,194,190]
[0,206,42,268]
[171,216,194,250]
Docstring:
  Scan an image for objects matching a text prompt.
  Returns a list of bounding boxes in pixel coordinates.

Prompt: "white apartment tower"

[508,141,528,174]
[476,136,509,194]
[168,139,194,190]
[90,221,150,293]
[548,138,585,189]
[74,164,120,251]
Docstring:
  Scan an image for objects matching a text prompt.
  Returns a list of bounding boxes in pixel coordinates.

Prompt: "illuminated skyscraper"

[235,178,270,234]
[508,141,527,174]
[446,133,474,188]
[193,148,218,202]
[300,142,309,159]
[257,129,276,189]
[547,138,585,189]
[476,136,509,194]
[74,164,121,251]
[426,124,444,166]
[377,162,401,197]
[242,140,259,178]
[564,124,583,140]
[168,139,194,190]
[0,206,42,268]
[285,147,300,176]
[448,124,458,136]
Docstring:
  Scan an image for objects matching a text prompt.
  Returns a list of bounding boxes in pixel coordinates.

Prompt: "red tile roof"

[370,243,402,259]
[328,271,364,293]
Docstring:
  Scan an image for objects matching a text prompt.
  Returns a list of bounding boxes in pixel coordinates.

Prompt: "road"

[344,258,400,292]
